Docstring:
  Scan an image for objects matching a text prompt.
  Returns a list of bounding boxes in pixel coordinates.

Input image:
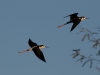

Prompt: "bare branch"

[87,34,90,40]
[90,59,93,68]
[82,59,90,67]
[72,49,80,58]
[81,34,88,41]
[96,50,100,56]
[76,55,85,62]
[93,40,99,49]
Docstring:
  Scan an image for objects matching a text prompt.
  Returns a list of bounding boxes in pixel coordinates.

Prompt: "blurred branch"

[71,49,80,58]
[71,26,100,69]
[71,49,100,68]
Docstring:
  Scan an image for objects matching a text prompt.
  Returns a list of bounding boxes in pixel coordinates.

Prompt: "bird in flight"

[18,38,49,62]
[57,13,89,32]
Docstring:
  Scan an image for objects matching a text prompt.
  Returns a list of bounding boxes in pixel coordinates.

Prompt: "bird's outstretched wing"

[28,38,37,47]
[64,13,78,20]
[32,48,46,62]
[70,13,78,20]
[70,19,81,32]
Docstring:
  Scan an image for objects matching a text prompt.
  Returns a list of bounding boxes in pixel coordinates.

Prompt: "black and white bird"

[57,13,89,32]
[18,38,49,62]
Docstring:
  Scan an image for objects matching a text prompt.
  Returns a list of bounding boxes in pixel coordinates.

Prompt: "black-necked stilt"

[18,38,49,62]
[57,13,89,32]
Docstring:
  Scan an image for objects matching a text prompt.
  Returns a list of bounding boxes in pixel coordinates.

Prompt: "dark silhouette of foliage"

[71,49,80,58]
[71,26,100,68]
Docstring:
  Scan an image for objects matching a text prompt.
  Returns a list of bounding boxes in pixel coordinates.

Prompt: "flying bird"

[18,38,49,62]
[57,13,89,32]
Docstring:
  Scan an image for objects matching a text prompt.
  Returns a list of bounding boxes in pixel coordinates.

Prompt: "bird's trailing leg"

[57,21,72,28]
[57,24,65,28]
[57,22,68,28]
[18,49,30,54]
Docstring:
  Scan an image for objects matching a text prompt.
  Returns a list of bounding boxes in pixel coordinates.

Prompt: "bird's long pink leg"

[18,49,29,54]
[57,24,65,28]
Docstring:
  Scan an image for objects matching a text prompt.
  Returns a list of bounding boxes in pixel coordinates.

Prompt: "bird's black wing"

[32,48,46,62]
[28,38,37,47]
[70,13,78,20]
[70,19,81,32]
[64,13,78,20]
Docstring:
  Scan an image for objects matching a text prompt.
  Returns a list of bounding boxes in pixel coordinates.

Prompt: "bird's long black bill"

[45,46,49,48]
[86,18,89,19]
